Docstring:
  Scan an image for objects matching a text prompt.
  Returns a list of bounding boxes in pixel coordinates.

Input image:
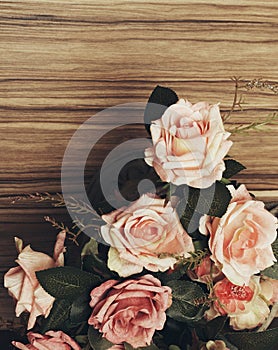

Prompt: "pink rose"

[187,256,223,284]
[88,274,172,348]
[206,276,271,330]
[4,231,66,329]
[144,99,232,188]
[200,185,277,285]
[12,330,80,350]
[101,193,194,277]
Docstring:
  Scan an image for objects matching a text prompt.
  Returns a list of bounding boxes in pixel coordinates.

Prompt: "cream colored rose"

[200,185,277,285]
[206,276,272,330]
[145,99,232,188]
[200,340,230,350]
[4,231,66,329]
[101,193,194,277]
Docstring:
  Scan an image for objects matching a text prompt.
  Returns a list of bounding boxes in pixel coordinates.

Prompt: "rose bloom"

[200,185,277,285]
[260,276,278,316]
[144,99,232,188]
[206,276,274,330]
[101,193,194,277]
[187,255,223,284]
[12,330,80,350]
[4,231,66,329]
[200,340,230,350]
[88,274,172,348]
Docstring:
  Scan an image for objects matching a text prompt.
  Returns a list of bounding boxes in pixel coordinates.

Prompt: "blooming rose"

[187,255,223,284]
[4,231,66,329]
[206,276,272,330]
[200,340,230,350]
[12,330,80,350]
[200,185,277,285]
[88,274,172,348]
[101,193,194,277]
[144,99,232,188]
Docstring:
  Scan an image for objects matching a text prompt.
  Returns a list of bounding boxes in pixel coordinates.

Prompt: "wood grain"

[0,0,277,325]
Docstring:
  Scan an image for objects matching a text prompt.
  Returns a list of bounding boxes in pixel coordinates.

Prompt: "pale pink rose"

[12,330,80,350]
[101,193,194,277]
[200,340,230,350]
[206,276,271,330]
[187,255,223,284]
[260,276,278,317]
[4,231,66,329]
[108,345,125,350]
[144,99,232,188]
[88,274,172,348]
[200,185,277,285]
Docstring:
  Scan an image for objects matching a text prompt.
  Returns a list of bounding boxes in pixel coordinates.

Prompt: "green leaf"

[144,85,179,134]
[82,254,117,279]
[36,266,101,301]
[70,294,92,325]
[40,299,72,333]
[223,159,246,179]
[226,327,278,350]
[176,182,231,234]
[206,181,232,217]
[262,262,278,279]
[75,335,89,347]
[166,280,208,323]
[195,316,227,341]
[262,239,278,279]
[88,326,113,350]
[82,238,99,257]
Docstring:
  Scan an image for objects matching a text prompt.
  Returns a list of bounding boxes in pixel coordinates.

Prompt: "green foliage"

[40,299,72,333]
[262,239,278,279]
[195,316,227,341]
[36,266,101,301]
[82,238,99,256]
[261,262,278,279]
[82,254,118,279]
[166,280,208,323]
[176,182,231,234]
[144,85,179,134]
[223,159,246,179]
[88,326,113,350]
[70,294,92,325]
[226,327,278,350]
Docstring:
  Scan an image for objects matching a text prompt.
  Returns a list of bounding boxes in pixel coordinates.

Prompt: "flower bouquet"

[4,82,278,350]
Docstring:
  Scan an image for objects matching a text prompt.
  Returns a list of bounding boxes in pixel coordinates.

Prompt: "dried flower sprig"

[158,249,209,271]
[245,79,278,94]
[11,192,64,206]
[44,216,83,246]
[228,112,278,134]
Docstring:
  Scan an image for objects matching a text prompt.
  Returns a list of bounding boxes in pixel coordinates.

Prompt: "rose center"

[230,284,253,301]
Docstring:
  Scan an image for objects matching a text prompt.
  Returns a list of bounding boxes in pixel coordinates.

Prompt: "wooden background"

[0,0,277,329]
